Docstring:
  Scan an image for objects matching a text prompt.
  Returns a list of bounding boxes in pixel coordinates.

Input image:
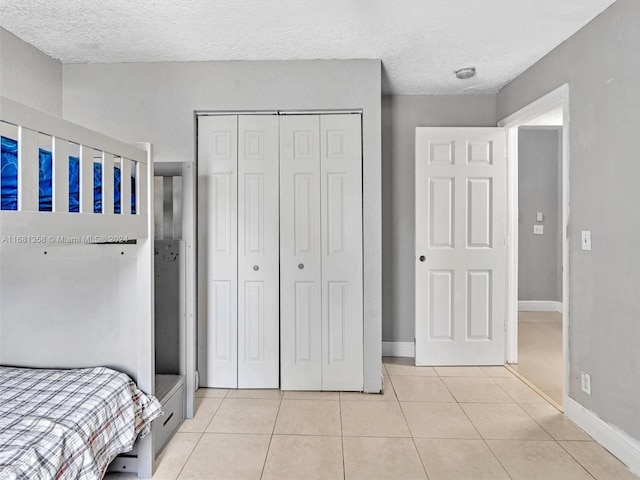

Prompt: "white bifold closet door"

[280,114,363,391]
[198,115,279,388]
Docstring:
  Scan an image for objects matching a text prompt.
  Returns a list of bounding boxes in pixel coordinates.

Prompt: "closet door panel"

[238,115,280,388]
[320,114,363,391]
[198,115,238,388]
[280,115,322,390]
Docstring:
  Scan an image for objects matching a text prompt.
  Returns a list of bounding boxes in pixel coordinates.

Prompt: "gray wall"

[382,95,496,342]
[518,127,562,302]
[0,28,62,115]
[63,60,383,392]
[498,0,640,440]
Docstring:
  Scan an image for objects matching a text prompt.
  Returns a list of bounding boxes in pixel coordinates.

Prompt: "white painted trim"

[498,83,570,411]
[504,124,519,363]
[565,397,640,476]
[518,301,563,313]
[499,85,567,127]
[195,109,362,116]
[382,342,414,358]
[182,162,197,419]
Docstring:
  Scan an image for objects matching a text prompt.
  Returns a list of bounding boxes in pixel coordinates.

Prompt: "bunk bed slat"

[52,137,69,213]
[121,158,131,215]
[102,152,115,215]
[80,145,94,214]
[137,160,148,217]
[17,126,39,212]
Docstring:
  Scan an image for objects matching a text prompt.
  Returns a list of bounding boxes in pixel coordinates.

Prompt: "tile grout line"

[201,396,224,432]
[259,393,284,480]
[396,396,431,479]
[339,392,346,480]
[455,397,515,480]
[436,368,515,480]
[491,375,548,408]
[173,431,205,480]
[554,440,599,480]
[482,437,516,480]
[173,395,224,479]
[436,372,513,480]
[172,389,227,480]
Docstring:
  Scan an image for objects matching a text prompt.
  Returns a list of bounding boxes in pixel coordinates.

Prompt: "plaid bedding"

[0,366,162,480]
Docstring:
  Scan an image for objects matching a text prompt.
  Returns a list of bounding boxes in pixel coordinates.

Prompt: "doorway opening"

[499,84,570,411]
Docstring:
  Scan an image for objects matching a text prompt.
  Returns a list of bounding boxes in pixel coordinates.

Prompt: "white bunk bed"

[0,96,162,478]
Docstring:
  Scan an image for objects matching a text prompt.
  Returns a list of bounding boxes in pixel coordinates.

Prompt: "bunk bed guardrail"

[0,96,150,241]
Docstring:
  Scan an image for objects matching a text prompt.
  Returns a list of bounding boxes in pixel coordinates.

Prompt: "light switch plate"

[536,212,544,222]
[582,231,592,250]
[533,225,544,235]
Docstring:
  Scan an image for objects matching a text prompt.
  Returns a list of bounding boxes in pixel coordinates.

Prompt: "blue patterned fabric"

[1,136,136,213]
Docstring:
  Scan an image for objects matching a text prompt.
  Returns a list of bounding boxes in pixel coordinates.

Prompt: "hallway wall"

[518,126,562,303]
[498,0,640,442]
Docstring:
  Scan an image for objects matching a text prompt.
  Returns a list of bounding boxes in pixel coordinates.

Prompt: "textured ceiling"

[0,0,616,95]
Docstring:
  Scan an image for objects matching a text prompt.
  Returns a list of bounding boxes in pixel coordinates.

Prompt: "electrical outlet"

[533,225,544,235]
[581,371,591,395]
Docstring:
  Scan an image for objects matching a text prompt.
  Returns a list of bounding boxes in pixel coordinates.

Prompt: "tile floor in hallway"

[106,358,638,480]
[513,311,563,406]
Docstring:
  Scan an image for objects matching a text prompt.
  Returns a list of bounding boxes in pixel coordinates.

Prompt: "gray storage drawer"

[153,381,184,456]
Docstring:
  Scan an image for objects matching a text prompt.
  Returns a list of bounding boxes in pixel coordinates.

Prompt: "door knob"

[298,263,304,270]
[419,255,426,262]
[253,265,259,271]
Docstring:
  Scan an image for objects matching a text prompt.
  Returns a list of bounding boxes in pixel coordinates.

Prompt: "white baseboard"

[518,300,563,313]
[565,396,640,475]
[382,341,414,358]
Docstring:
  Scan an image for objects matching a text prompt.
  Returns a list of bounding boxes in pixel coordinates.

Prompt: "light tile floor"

[106,359,639,479]
[513,311,563,405]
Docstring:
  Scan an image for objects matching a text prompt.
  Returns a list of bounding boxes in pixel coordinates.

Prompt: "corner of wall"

[0,27,63,116]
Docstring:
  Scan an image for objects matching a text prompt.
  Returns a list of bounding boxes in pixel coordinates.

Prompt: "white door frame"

[498,83,570,407]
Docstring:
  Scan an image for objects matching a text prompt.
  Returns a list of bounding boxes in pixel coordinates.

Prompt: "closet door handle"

[419,255,426,262]
[253,265,260,271]
[298,263,304,270]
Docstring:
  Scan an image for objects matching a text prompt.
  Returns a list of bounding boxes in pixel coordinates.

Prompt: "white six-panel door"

[279,115,323,390]
[237,115,280,388]
[415,128,506,366]
[198,115,239,387]
[320,115,363,390]
[280,114,363,391]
